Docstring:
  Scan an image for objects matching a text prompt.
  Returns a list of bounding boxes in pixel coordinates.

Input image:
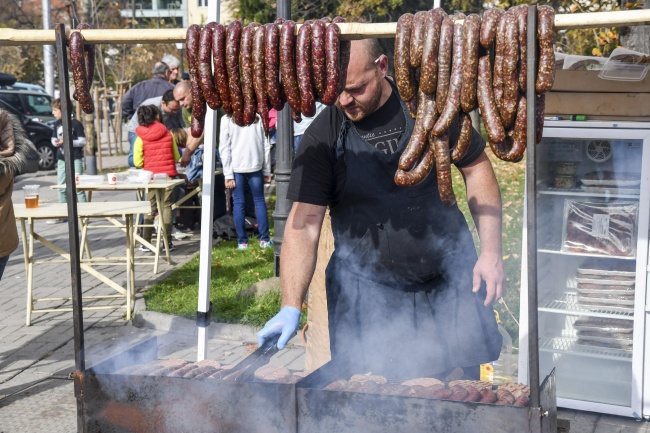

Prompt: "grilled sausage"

[493,13,507,124]
[395,137,436,187]
[296,21,316,117]
[311,20,327,101]
[253,25,270,137]
[264,23,284,111]
[187,24,206,136]
[419,8,443,95]
[479,388,498,404]
[501,11,520,128]
[274,17,285,25]
[395,13,415,103]
[460,14,480,113]
[69,29,94,114]
[226,20,245,126]
[280,20,302,116]
[240,24,258,125]
[496,389,516,405]
[506,95,527,162]
[536,93,545,143]
[322,22,341,106]
[410,11,427,68]
[433,129,456,206]
[432,19,464,137]
[464,385,482,402]
[515,5,529,93]
[431,387,454,399]
[477,55,506,144]
[435,16,454,114]
[212,23,232,115]
[198,25,221,110]
[449,384,470,401]
[514,393,530,407]
[536,5,556,94]
[399,92,436,171]
[334,17,351,96]
[451,111,472,162]
[78,24,94,93]
[480,8,504,49]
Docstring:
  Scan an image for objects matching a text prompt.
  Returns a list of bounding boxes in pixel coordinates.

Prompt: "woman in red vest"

[133,105,180,251]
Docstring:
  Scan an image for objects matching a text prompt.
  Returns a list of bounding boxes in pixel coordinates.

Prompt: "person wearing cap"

[162,54,181,84]
[257,39,504,380]
[122,62,175,167]
[181,72,190,83]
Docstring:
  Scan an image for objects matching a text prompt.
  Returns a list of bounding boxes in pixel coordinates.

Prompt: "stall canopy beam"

[1,9,649,46]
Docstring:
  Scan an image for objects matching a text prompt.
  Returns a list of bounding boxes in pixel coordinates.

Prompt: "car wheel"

[35,142,56,171]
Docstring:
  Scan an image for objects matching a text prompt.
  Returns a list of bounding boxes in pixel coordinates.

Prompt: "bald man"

[257,39,505,381]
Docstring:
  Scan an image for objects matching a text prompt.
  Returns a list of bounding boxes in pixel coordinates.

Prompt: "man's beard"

[337,81,382,122]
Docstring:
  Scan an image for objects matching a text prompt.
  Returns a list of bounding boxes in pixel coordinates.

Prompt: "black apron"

[325,81,502,379]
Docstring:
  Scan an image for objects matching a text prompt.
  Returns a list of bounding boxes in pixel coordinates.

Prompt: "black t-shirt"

[287,86,486,208]
[355,91,405,154]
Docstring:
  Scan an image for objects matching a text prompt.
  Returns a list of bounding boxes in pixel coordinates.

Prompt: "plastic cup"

[107,173,118,185]
[23,185,40,208]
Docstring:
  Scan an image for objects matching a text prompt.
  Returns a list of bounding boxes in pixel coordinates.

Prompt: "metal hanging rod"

[0,9,649,46]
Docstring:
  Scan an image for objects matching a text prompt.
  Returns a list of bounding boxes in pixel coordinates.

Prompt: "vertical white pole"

[43,0,55,96]
[196,0,220,361]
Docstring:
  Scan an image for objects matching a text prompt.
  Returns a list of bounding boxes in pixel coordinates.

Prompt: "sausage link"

[334,17,351,97]
[212,23,232,115]
[198,25,221,110]
[240,24,257,125]
[479,389,498,404]
[291,108,302,123]
[311,20,327,101]
[449,385,469,401]
[322,22,341,106]
[320,17,332,24]
[280,20,302,116]
[451,111,472,163]
[69,30,94,114]
[535,93,545,144]
[77,24,94,92]
[433,129,456,206]
[431,388,453,400]
[297,21,316,117]
[187,24,206,136]
[394,139,436,187]
[395,13,415,103]
[253,25,270,137]
[536,5,556,94]
[464,385,482,402]
[264,23,284,111]
[493,95,526,162]
[399,92,436,171]
[480,8,504,49]
[496,389,516,405]
[477,55,506,144]
[435,16,454,114]
[460,14,480,113]
[274,18,285,25]
[419,8,443,95]
[493,13,507,124]
[431,19,464,137]
[515,5,528,93]
[501,11,520,128]
[226,21,245,126]
[410,11,427,68]
[514,394,530,407]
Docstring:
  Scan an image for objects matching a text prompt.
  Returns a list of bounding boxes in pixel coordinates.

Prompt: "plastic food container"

[127,176,150,185]
[554,176,576,189]
[599,47,650,81]
[77,175,105,185]
[152,173,170,182]
[563,54,607,71]
[554,162,579,176]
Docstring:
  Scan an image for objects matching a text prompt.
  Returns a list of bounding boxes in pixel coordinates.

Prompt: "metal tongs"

[224,334,280,382]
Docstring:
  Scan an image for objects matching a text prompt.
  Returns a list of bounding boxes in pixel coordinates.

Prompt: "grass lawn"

[145,154,526,345]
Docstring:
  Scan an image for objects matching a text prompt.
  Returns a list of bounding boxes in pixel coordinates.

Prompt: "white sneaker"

[172,227,190,240]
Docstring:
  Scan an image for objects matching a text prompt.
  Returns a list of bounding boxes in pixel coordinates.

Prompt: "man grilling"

[258,39,504,380]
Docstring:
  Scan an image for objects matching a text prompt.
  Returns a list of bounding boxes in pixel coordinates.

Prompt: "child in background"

[169,127,190,239]
[133,105,181,252]
[171,127,187,156]
[51,98,86,208]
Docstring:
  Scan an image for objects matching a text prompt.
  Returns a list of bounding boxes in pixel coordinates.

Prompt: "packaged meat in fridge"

[573,317,633,334]
[577,258,636,277]
[561,200,638,257]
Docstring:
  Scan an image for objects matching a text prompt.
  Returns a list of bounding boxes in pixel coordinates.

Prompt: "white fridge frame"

[518,120,650,419]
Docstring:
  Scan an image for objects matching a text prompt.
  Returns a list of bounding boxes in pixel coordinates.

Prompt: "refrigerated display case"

[518,120,650,418]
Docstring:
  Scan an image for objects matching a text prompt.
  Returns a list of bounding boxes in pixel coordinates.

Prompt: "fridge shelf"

[537,246,636,261]
[538,187,640,199]
[539,336,633,362]
[539,292,635,319]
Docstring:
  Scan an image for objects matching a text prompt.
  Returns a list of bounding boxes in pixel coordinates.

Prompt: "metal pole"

[195,0,219,361]
[55,22,85,433]
[43,0,55,97]
[525,4,540,411]
[272,0,294,276]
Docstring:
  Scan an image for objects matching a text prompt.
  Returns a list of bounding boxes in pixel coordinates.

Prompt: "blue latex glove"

[257,306,301,350]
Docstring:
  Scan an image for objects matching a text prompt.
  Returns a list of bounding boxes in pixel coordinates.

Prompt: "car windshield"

[24,94,52,117]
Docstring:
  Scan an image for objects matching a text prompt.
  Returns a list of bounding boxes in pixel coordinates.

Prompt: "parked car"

[0,99,55,171]
[0,72,54,123]
[12,82,48,94]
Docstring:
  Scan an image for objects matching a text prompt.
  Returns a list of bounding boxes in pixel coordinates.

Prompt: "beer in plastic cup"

[107,173,118,185]
[23,185,40,208]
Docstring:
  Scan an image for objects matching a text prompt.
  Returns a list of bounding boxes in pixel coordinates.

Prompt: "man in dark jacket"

[122,62,175,167]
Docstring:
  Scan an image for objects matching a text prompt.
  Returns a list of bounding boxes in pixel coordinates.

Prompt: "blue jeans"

[233,170,269,245]
[0,255,9,281]
[293,135,303,155]
[127,131,137,167]
[57,159,87,203]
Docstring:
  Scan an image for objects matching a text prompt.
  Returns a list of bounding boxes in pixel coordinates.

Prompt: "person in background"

[122,62,175,167]
[161,54,181,84]
[133,105,181,252]
[181,72,190,83]
[293,101,326,155]
[169,127,191,239]
[51,98,86,209]
[126,89,184,166]
[0,109,32,280]
[219,113,272,250]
